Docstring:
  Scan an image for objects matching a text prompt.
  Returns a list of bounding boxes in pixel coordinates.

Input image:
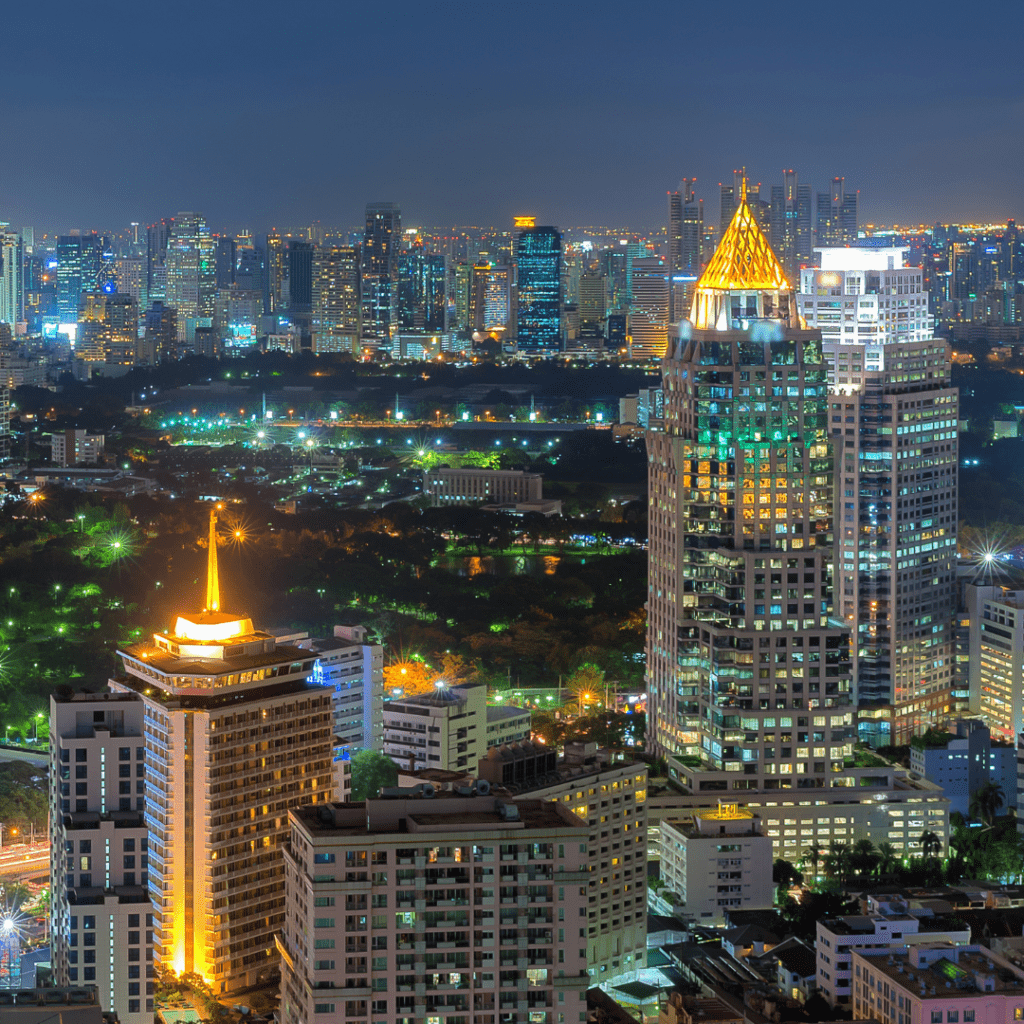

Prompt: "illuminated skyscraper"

[56,233,104,324]
[799,249,957,744]
[312,245,360,354]
[628,256,670,360]
[165,213,216,341]
[668,178,703,322]
[361,202,401,354]
[398,245,446,332]
[515,224,562,354]
[647,178,855,786]
[146,219,172,303]
[0,226,22,328]
[816,178,859,247]
[109,510,334,994]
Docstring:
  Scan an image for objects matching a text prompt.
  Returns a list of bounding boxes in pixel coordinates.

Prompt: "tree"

[920,830,943,860]
[970,781,1005,825]
[876,841,899,879]
[800,842,824,879]
[850,838,879,878]
[773,859,803,889]
[350,751,399,801]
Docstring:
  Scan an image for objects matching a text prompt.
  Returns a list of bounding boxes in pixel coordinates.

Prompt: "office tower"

[646,178,855,777]
[56,234,103,324]
[214,237,236,289]
[0,226,22,328]
[146,219,172,303]
[287,240,314,313]
[799,249,957,744]
[266,232,287,313]
[452,261,471,332]
[578,273,607,338]
[361,202,401,353]
[235,241,265,295]
[668,178,703,322]
[719,170,745,238]
[114,256,147,310]
[795,183,813,268]
[279,793,591,1024]
[109,509,334,994]
[469,263,514,333]
[311,244,360,354]
[967,585,1024,741]
[398,245,446,332]
[103,293,139,365]
[768,170,806,282]
[49,692,154,1024]
[383,684,530,771]
[817,177,858,247]
[0,332,10,462]
[214,286,263,349]
[165,213,215,341]
[628,256,670,360]
[515,225,562,355]
[140,302,178,364]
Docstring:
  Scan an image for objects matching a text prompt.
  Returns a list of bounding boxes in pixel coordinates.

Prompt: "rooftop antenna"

[206,506,220,612]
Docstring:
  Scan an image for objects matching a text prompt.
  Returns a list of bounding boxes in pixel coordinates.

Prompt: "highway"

[0,843,49,881]
[0,747,48,768]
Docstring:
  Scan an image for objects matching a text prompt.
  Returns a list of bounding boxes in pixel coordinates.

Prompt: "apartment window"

[932,1013,942,1022]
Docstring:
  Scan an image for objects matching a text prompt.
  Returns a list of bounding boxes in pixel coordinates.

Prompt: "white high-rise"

[799,248,958,745]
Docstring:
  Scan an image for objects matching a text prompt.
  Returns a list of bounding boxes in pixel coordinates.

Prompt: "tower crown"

[690,175,794,331]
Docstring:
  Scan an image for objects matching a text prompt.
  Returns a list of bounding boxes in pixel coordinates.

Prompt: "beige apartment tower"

[110,508,334,994]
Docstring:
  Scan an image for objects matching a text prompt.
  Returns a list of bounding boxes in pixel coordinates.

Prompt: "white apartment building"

[383,684,530,772]
[966,584,1024,741]
[659,806,773,925]
[50,692,154,1024]
[279,793,592,1024]
[816,894,972,1007]
[51,429,105,467]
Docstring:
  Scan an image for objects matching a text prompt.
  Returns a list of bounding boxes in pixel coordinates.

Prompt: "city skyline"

[2,0,1021,232]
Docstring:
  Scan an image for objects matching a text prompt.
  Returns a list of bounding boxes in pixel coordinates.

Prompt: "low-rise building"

[910,720,1015,818]
[383,683,530,772]
[816,894,972,1006]
[279,792,591,1024]
[852,944,1024,1024]
[51,429,105,467]
[423,467,543,506]
[658,805,773,925]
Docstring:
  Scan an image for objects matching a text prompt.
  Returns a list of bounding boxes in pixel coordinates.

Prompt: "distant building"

[312,245,359,355]
[422,467,543,506]
[383,683,530,772]
[658,806,774,925]
[515,225,562,355]
[361,202,401,354]
[815,893,972,1007]
[49,691,153,1024]
[967,584,1024,741]
[279,794,591,1024]
[910,720,1015,818]
[0,988,106,1022]
[628,256,670,360]
[51,429,105,467]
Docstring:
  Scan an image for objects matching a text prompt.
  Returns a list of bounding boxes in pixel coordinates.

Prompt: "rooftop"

[861,945,1024,995]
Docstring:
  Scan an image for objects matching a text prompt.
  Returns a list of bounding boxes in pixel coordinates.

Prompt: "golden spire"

[206,506,220,613]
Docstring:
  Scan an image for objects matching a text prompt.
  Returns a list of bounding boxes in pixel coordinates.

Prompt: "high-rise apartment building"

[515,225,562,355]
[799,249,958,744]
[312,245,360,354]
[146,219,172,303]
[469,263,514,334]
[646,181,861,833]
[361,203,401,354]
[578,273,607,339]
[628,256,670,360]
[768,170,813,282]
[668,178,703,322]
[0,226,23,328]
[49,691,154,1024]
[279,793,591,1024]
[165,213,216,341]
[109,509,334,994]
[967,584,1024,742]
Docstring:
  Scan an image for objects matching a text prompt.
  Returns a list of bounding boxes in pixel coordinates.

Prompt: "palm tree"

[877,841,899,880]
[800,842,824,880]
[920,830,943,860]
[851,838,879,879]
[970,781,1005,826]
[825,840,852,884]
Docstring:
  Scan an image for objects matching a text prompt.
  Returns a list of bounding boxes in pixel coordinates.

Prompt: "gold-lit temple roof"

[695,180,788,294]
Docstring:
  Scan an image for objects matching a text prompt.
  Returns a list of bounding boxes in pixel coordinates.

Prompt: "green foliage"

[909,728,956,751]
[350,750,399,801]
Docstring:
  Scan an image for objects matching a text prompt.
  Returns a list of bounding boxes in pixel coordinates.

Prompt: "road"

[0,747,48,768]
[0,842,49,880]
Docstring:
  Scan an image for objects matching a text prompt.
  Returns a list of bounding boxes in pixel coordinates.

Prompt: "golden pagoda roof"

[695,180,789,293]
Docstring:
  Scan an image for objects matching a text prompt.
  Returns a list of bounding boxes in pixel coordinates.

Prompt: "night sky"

[7,0,1022,233]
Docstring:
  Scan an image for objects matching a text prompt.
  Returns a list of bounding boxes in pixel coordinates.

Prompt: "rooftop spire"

[206,507,220,613]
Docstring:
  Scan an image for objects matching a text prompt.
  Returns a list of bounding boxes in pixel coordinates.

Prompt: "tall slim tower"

[110,509,334,994]
[799,248,957,744]
[312,244,360,354]
[668,178,702,321]
[647,177,855,783]
[515,223,562,354]
[361,202,401,354]
[165,213,215,341]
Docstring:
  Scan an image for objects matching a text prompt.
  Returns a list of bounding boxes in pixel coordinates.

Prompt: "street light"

[32,713,42,742]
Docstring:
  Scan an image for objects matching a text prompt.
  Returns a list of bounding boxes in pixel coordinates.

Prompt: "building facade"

[515,225,562,355]
[422,467,543,506]
[361,203,401,354]
[49,692,154,1024]
[109,509,334,994]
[312,245,360,355]
[659,806,773,925]
[968,584,1024,741]
[279,794,592,1024]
